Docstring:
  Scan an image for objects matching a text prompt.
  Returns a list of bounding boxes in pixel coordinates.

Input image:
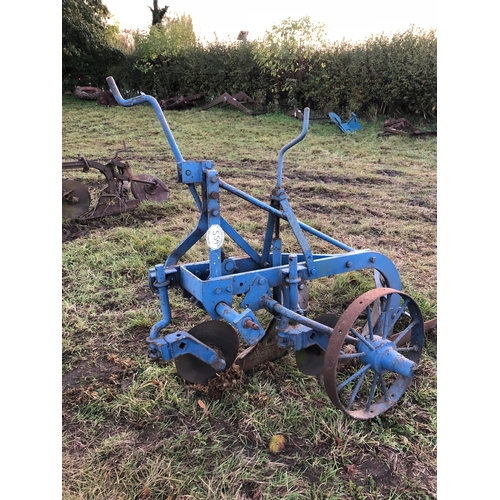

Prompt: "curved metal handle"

[276,108,310,188]
[106,76,184,164]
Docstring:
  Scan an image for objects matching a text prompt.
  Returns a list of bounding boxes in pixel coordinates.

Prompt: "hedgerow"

[66,24,436,120]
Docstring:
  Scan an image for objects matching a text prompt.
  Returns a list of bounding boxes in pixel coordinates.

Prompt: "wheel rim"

[131,173,170,202]
[323,288,424,419]
[175,320,239,384]
[295,313,338,375]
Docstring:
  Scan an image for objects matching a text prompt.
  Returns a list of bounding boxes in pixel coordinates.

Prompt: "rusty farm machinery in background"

[104,76,433,420]
[62,144,170,220]
[202,91,267,115]
[378,117,437,137]
[293,108,363,133]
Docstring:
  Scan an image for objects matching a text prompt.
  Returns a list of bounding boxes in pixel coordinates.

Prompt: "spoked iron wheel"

[323,288,424,420]
[295,313,338,375]
[175,320,239,384]
[131,173,170,202]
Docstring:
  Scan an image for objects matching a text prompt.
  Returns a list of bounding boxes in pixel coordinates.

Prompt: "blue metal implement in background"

[106,77,424,420]
[329,111,363,133]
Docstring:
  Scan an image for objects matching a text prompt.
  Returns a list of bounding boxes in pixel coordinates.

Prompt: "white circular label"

[206,224,224,250]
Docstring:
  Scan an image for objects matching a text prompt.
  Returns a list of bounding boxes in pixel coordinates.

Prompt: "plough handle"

[106,76,184,164]
[276,108,310,188]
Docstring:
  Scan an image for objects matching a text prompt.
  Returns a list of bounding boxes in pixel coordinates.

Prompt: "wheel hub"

[356,335,417,378]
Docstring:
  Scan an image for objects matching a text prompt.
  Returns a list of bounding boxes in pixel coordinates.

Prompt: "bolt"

[244,319,259,330]
[369,256,376,263]
[215,287,221,294]
[186,170,191,176]
[346,261,352,268]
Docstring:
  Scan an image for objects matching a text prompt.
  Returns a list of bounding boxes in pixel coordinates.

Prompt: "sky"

[102,0,437,44]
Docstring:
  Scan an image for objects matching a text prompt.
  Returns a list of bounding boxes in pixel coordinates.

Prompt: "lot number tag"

[206,224,224,250]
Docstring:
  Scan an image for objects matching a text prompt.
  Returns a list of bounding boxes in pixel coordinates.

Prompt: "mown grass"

[62,94,437,499]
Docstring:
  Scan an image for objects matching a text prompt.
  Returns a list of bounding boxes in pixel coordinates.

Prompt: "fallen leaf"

[269,434,286,453]
[346,464,358,475]
[197,399,211,415]
[335,436,343,446]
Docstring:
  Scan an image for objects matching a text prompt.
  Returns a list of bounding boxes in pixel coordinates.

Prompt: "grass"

[62,94,437,499]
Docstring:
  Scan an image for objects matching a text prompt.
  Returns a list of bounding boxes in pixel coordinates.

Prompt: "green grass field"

[62,94,437,499]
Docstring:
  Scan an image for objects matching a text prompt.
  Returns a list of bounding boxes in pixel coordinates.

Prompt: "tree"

[62,0,124,88]
[133,14,196,73]
[149,1,169,26]
[255,17,329,107]
[163,14,196,48]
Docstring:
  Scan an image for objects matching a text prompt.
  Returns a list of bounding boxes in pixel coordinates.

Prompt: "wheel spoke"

[366,373,379,411]
[382,296,411,339]
[339,351,364,361]
[379,374,389,401]
[346,370,367,411]
[349,327,375,350]
[392,317,419,346]
[366,305,375,340]
[337,363,371,392]
[382,306,390,339]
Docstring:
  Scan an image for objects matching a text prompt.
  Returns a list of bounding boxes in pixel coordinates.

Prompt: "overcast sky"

[103,0,437,44]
